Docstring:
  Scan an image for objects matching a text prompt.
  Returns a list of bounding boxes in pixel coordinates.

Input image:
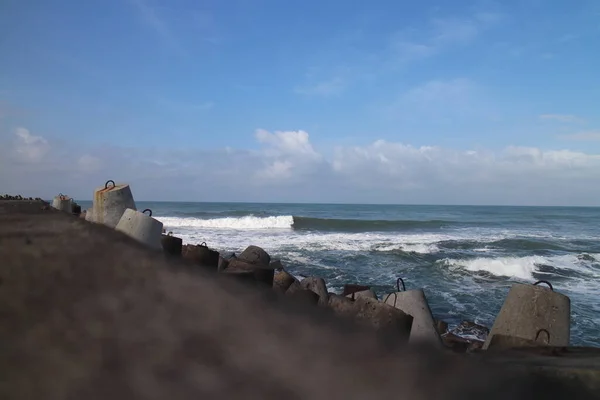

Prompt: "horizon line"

[69,200,600,208]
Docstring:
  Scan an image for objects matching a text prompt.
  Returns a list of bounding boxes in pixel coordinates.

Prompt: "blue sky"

[1,0,600,205]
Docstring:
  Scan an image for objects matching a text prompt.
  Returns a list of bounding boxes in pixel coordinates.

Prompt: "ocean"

[78,201,600,346]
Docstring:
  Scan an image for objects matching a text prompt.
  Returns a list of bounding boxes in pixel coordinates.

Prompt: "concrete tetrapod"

[383,289,442,348]
[483,280,570,350]
[92,180,136,228]
[85,208,95,222]
[51,194,73,213]
[160,232,183,257]
[115,208,163,251]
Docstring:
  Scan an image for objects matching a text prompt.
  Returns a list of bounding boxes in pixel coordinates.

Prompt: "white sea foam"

[156,216,510,255]
[441,256,544,280]
[157,215,294,230]
[441,253,599,281]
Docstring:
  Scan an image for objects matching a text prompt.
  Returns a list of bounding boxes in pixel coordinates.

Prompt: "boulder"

[182,243,220,270]
[300,277,329,306]
[238,245,271,266]
[273,270,298,293]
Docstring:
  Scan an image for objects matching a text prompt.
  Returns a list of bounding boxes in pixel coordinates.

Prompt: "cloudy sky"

[1,0,600,205]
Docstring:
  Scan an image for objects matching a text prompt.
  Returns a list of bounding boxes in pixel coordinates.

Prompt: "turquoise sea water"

[78,201,600,346]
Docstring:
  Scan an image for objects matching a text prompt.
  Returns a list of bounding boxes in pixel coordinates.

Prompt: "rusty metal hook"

[384,292,398,306]
[104,180,116,190]
[142,209,152,217]
[533,280,553,291]
[535,329,551,344]
[396,277,406,292]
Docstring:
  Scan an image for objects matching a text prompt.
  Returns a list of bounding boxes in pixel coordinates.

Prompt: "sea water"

[78,201,600,346]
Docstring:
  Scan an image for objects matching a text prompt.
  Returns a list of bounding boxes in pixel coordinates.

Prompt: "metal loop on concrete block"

[142,209,152,217]
[384,292,398,306]
[104,180,116,189]
[167,231,173,236]
[533,280,553,291]
[396,277,406,292]
[535,328,551,343]
[200,242,207,247]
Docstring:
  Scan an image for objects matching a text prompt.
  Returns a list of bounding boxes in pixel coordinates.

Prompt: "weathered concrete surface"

[300,277,329,306]
[273,270,298,293]
[0,200,598,399]
[484,283,571,350]
[346,289,377,300]
[115,208,163,250]
[92,181,136,228]
[383,290,442,347]
[160,234,182,258]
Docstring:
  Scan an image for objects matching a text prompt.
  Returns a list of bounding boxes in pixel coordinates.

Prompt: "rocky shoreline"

[2,194,600,398]
[177,240,491,353]
[0,191,600,399]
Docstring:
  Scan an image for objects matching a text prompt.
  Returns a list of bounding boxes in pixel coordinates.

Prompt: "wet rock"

[341,284,371,297]
[441,332,485,353]
[224,258,275,287]
[346,289,377,301]
[273,270,297,293]
[300,277,329,306]
[238,245,271,266]
[435,320,448,336]
[451,320,490,342]
[182,243,220,270]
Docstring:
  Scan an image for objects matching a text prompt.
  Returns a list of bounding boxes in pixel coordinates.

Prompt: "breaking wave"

[157,215,294,230]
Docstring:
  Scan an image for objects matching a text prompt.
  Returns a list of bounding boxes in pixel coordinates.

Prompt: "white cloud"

[2,127,600,205]
[13,127,50,163]
[539,114,584,123]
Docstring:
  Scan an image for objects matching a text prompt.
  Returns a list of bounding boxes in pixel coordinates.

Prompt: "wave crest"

[157,215,294,230]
